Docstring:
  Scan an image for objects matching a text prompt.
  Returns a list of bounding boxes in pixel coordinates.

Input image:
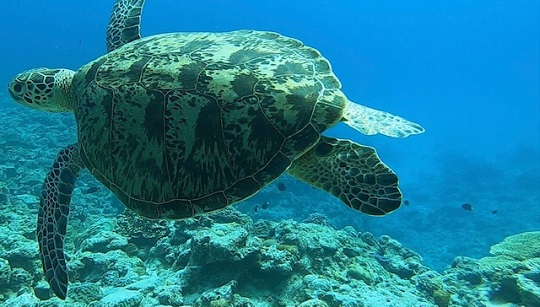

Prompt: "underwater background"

[0,0,538,306]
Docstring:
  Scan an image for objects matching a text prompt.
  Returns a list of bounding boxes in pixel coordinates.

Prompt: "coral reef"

[414,232,540,307]
[114,209,171,250]
[2,195,538,307]
[489,231,540,261]
[302,213,332,227]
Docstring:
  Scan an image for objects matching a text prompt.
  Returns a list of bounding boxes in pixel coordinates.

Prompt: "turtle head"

[8,68,76,112]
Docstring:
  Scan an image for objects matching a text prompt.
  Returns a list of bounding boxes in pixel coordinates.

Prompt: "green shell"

[72,30,347,219]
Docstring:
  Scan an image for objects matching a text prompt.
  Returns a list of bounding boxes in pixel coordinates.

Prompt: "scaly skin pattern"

[288,136,402,216]
[37,144,83,299]
[72,30,346,219]
[106,0,145,52]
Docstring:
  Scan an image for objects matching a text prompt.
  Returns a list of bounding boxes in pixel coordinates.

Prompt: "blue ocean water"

[0,0,539,305]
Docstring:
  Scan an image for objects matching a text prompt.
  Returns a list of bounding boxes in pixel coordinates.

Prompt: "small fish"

[492,209,498,214]
[253,205,259,212]
[84,186,100,194]
[261,201,270,210]
[461,203,473,211]
[403,200,410,206]
[277,182,286,191]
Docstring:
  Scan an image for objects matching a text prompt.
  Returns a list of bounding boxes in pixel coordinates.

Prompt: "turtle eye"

[13,83,23,93]
[12,82,24,94]
[8,80,27,100]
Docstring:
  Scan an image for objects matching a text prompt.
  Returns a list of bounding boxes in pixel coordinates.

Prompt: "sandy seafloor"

[0,94,539,306]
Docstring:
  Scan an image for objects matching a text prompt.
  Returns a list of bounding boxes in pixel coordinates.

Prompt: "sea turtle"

[7,0,424,299]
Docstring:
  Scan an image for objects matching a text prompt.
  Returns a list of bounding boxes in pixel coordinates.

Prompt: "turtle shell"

[72,30,347,219]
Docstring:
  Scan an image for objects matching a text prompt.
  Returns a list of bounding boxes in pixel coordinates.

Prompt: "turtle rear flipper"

[287,136,402,216]
[106,0,145,52]
[343,101,425,138]
[38,144,84,300]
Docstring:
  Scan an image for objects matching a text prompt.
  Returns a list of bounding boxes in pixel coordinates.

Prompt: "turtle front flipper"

[106,0,145,52]
[38,144,84,299]
[287,136,402,216]
[343,101,425,138]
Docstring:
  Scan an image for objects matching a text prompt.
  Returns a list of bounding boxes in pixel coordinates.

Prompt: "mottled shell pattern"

[72,30,347,219]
